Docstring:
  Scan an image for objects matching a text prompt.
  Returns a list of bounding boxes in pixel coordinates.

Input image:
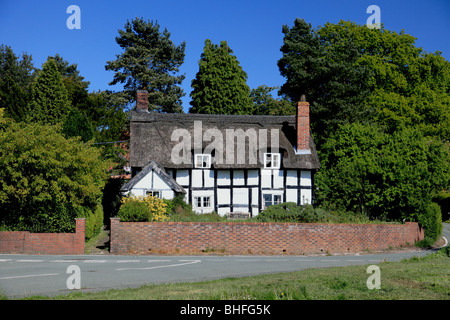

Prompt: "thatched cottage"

[121,90,320,216]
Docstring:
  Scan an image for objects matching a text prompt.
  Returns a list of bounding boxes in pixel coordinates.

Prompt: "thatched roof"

[129,112,320,170]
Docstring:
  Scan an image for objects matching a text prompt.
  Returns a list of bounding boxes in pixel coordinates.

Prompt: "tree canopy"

[27,58,71,125]
[105,18,186,113]
[189,39,253,115]
[0,116,110,232]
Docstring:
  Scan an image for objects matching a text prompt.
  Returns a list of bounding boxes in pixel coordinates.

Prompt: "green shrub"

[117,194,168,222]
[76,203,103,240]
[418,202,443,242]
[255,202,375,224]
[117,201,152,222]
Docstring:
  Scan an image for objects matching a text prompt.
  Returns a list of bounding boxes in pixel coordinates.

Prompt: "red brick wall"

[110,218,424,255]
[0,218,85,254]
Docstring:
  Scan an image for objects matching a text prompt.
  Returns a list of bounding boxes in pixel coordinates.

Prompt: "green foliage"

[278,19,450,144]
[76,203,104,240]
[0,121,110,232]
[105,18,186,113]
[117,201,151,222]
[255,203,373,224]
[189,39,253,115]
[417,203,443,242]
[117,194,168,222]
[250,85,296,115]
[27,58,71,125]
[278,19,372,141]
[62,108,94,142]
[0,44,35,122]
[315,123,449,222]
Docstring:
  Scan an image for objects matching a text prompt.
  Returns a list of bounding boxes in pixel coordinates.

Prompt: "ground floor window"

[263,193,282,208]
[146,190,161,198]
[194,196,211,209]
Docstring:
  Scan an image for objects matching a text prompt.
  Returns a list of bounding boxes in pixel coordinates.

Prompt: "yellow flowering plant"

[118,194,169,222]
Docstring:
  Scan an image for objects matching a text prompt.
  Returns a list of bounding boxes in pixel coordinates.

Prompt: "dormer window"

[194,154,211,169]
[263,153,280,169]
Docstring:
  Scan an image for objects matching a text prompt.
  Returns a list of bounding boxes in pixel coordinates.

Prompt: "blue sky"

[1,0,449,112]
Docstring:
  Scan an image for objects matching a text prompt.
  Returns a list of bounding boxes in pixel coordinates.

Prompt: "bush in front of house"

[163,194,225,222]
[255,202,375,224]
[117,194,168,222]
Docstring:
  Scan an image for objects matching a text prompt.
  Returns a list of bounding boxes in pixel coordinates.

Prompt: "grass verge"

[14,247,449,300]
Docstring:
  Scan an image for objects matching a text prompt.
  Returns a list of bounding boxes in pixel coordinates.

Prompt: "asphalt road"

[0,248,437,299]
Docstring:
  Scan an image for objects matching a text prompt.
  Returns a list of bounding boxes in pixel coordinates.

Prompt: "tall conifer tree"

[27,58,71,125]
[189,40,253,115]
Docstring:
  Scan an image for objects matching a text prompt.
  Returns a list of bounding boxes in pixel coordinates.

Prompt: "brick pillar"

[110,218,121,254]
[75,218,86,254]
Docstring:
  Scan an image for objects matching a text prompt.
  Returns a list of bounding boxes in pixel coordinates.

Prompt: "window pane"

[273,154,279,168]
[203,155,209,168]
[274,195,282,204]
[263,194,272,207]
[203,196,210,208]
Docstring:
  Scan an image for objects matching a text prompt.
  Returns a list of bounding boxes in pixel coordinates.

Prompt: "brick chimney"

[296,94,310,153]
[136,90,148,112]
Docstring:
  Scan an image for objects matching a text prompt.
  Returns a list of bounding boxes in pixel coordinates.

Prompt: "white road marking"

[83,260,107,263]
[116,260,141,263]
[0,259,12,262]
[0,273,59,280]
[116,259,201,271]
[16,259,43,262]
[146,260,171,262]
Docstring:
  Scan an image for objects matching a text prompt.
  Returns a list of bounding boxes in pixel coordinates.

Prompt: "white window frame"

[194,154,211,169]
[263,153,281,169]
[262,193,283,208]
[194,196,212,209]
[145,190,161,198]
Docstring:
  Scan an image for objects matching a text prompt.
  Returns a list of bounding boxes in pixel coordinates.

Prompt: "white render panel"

[204,169,214,188]
[251,187,259,205]
[300,170,312,186]
[286,170,298,186]
[217,207,230,216]
[247,170,259,185]
[176,169,189,186]
[261,169,272,188]
[133,170,171,191]
[301,189,312,205]
[160,190,175,200]
[233,188,248,205]
[217,170,231,185]
[286,188,297,203]
[233,170,245,185]
[217,188,231,205]
[191,169,203,188]
[273,169,284,189]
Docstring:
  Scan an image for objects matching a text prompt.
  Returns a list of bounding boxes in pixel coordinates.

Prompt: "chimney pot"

[136,90,148,112]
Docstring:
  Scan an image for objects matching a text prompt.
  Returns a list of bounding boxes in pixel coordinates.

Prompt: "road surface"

[0,248,436,299]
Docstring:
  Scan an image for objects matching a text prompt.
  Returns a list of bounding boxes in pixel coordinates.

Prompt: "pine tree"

[105,18,186,113]
[189,39,253,115]
[0,45,35,122]
[27,58,71,124]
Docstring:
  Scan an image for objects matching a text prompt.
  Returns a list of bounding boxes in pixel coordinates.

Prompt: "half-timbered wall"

[169,168,314,216]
